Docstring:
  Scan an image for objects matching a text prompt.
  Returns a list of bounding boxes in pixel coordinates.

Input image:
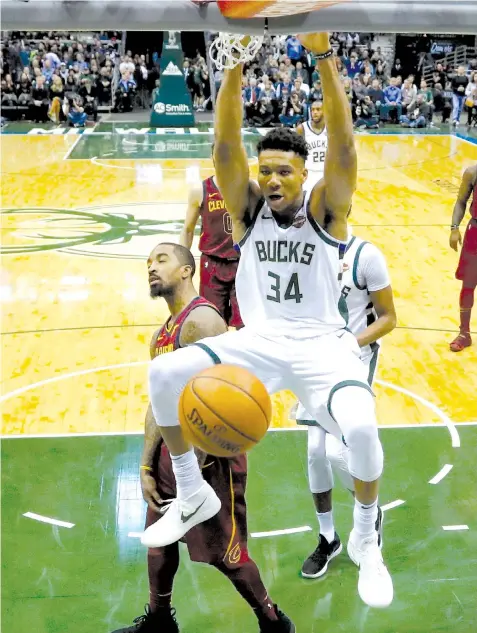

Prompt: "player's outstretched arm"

[180,184,203,250]
[299,33,357,224]
[450,165,476,251]
[214,63,252,232]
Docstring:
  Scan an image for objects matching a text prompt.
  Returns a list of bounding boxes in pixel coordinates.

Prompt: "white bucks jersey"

[235,199,347,339]
[341,236,391,358]
[304,122,328,175]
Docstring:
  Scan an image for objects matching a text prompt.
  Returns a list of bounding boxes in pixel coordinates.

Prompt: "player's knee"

[345,422,383,481]
[345,420,380,457]
[307,425,326,460]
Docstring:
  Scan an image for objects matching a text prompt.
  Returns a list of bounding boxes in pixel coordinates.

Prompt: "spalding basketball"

[179,364,271,457]
[217,0,344,19]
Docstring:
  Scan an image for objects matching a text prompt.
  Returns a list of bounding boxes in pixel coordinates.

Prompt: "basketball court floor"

[1,126,477,632]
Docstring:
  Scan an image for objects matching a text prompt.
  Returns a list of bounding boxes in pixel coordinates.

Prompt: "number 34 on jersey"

[255,238,315,304]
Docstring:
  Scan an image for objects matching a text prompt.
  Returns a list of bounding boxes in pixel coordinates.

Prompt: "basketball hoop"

[209,33,264,71]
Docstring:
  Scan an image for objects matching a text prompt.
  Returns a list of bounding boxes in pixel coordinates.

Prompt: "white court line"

[0,361,148,404]
[429,464,453,485]
[63,122,97,160]
[63,132,84,160]
[454,134,477,147]
[381,499,405,512]
[23,511,75,528]
[375,380,460,448]
[251,526,312,538]
[6,425,473,440]
[91,156,134,170]
[428,578,460,583]
[122,138,206,149]
[442,525,469,531]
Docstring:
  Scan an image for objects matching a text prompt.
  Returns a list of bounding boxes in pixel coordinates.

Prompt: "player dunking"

[143,32,393,608]
[179,154,243,328]
[449,163,477,351]
[296,100,328,192]
[295,233,396,579]
[114,242,294,633]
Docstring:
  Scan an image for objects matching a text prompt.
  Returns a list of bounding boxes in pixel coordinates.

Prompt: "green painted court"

[2,427,476,633]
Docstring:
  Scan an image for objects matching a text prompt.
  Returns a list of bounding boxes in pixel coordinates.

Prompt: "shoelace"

[132,606,178,626]
[310,537,330,562]
[159,499,174,514]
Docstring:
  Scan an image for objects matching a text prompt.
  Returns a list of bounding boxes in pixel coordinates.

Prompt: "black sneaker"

[376,505,384,549]
[111,604,179,633]
[301,532,342,579]
[258,605,296,633]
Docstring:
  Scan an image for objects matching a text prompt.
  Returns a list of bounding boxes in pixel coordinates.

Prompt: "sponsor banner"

[151,31,194,127]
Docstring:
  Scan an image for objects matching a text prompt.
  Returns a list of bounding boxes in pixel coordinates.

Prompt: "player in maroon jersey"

[179,157,243,328]
[449,163,477,351]
[111,242,294,633]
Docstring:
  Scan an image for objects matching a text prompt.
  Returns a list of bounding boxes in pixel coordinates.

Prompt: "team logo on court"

[0,203,195,259]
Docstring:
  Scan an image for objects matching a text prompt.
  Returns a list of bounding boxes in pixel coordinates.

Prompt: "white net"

[209,33,264,70]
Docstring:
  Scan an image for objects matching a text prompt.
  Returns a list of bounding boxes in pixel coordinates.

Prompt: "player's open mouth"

[149,278,161,285]
[268,194,283,202]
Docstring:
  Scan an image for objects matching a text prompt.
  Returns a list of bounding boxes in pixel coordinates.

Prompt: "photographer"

[279,92,305,127]
[355,95,379,129]
[399,93,429,128]
[65,94,87,127]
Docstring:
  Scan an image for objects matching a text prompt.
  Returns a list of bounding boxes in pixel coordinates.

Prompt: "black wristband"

[315,48,334,61]
[451,224,460,230]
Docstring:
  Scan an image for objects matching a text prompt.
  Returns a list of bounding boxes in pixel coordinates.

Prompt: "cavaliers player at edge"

[449,163,477,351]
[179,151,243,328]
[143,32,393,608]
[114,242,294,633]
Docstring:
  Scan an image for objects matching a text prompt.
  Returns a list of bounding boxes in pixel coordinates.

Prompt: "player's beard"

[149,282,174,299]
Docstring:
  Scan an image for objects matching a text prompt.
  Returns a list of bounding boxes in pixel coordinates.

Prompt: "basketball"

[179,364,272,457]
[217,0,345,19]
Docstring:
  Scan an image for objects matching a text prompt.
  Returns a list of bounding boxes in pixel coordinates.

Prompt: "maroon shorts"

[199,253,243,328]
[456,220,477,287]
[146,443,249,567]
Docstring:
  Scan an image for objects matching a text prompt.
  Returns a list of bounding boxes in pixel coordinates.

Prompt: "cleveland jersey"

[198,176,238,260]
[235,197,347,339]
[153,296,220,356]
[304,122,328,175]
[340,236,391,358]
[471,179,477,220]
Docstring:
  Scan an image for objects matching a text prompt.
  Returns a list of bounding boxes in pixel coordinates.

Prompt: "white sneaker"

[347,529,394,608]
[141,481,221,548]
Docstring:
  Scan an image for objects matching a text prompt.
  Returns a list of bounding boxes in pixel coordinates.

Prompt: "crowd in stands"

[233,33,477,130]
[1,32,121,125]
[2,30,476,130]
